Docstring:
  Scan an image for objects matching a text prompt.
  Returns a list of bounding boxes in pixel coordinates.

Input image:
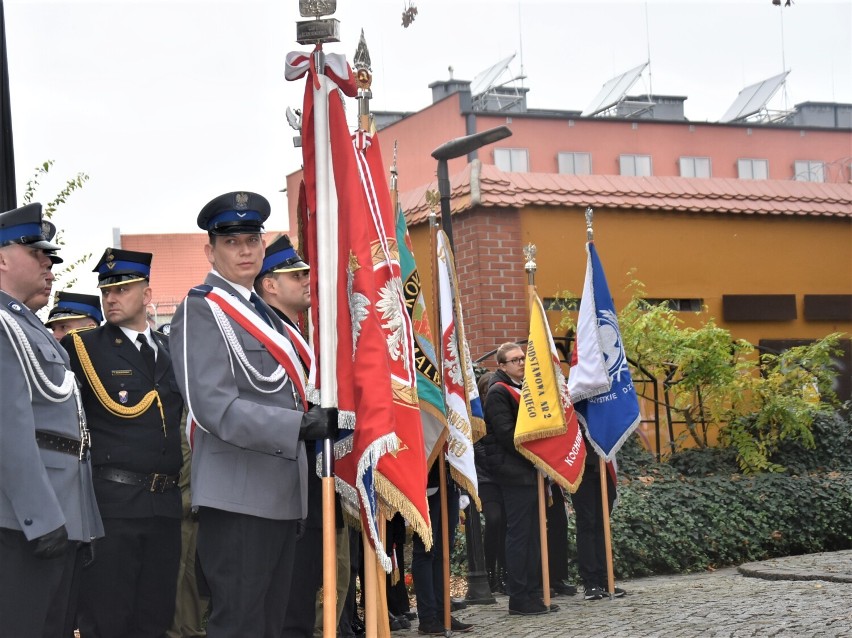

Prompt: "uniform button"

[24,518,33,526]
[275,450,283,455]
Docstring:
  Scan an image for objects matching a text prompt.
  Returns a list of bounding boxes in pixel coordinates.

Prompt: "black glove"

[295,518,307,541]
[32,525,69,559]
[299,406,338,441]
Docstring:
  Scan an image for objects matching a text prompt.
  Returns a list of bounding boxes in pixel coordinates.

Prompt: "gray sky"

[5,0,851,293]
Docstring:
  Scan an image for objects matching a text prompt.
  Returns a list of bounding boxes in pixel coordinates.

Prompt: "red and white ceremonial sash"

[281,320,317,403]
[204,287,309,410]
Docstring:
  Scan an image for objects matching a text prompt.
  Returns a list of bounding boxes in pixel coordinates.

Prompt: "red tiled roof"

[399,162,852,225]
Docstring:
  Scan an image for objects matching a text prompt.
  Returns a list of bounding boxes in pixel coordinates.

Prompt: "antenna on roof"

[582,62,649,117]
[719,70,790,123]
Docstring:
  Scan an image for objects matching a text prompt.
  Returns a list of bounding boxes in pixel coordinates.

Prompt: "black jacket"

[481,369,537,486]
[62,324,183,518]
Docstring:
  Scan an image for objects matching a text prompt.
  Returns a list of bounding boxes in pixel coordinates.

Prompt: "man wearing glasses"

[481,342,558,616]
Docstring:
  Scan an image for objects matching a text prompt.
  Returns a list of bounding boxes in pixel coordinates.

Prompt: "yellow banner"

[515,294,567,444]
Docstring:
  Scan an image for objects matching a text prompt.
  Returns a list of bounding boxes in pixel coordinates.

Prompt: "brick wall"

[452,208,528,363]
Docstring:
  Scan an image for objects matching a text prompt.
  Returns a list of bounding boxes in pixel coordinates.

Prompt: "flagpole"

[426,210,453,635]
[586,207,617,599]
[296,5,343,635]
[524,243,552,610]
[353,32,390,638]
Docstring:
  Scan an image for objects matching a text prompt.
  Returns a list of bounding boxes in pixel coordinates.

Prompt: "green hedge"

[605,471,852,578]
[568,407,852,578]
[456,408,852,580]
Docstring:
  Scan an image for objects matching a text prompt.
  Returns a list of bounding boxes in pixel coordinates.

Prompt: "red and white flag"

[288,48,430,568]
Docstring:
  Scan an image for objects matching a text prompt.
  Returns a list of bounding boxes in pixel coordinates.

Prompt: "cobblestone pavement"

[410,550,852,638]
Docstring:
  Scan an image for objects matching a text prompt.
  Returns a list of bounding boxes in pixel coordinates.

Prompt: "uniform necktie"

[250,292,272,327]
[137,333,156,376]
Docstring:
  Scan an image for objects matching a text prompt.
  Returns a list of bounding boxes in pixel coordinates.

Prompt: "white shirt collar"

[211,269,252,301]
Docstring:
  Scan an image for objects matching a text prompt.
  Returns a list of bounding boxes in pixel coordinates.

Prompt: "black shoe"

[584,585,604,601]
[599,584,627,598]
[553,580,577,596]
[450,616,474,632]
[389,612,407,631]
[451,599,465,612]
[508,598,548,616]
[417,618,445,635]
[404,610,418,621]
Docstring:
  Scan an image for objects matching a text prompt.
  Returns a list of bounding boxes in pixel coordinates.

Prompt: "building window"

[793,160,825,182]
[619,154,652,176]
[494,148,529,173]
[641,298,704,312]
[737,158,769,180]
[557,152,592,175]
[722,295,796,321]
[679,157,711,178]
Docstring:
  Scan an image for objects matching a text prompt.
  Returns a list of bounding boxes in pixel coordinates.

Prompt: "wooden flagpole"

[599,458,616,597]
[524,244,551,609]
[426,209,454,633]
[585,208,616,599]
[309,42,339,638]
[353,33,391,638]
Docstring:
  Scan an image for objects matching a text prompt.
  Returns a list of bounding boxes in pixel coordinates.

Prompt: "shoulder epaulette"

[67,325,98,336]
[188,284,213,298]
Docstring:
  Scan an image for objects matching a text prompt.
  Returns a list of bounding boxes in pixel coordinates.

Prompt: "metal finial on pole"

[585,206,594,242]
[524,242,537,286]
[389,141,398,193]
[354,30,373,132]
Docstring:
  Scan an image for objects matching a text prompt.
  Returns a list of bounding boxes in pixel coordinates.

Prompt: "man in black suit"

[62,247,184,637]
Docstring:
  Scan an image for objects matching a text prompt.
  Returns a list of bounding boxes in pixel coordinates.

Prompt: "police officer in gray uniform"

[170,191,336,637]
[0,203,103,637]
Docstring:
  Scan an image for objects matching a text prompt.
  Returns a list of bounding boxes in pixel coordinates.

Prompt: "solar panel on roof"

[582,62,648,117]
[470,54,517,97]
[720,70,789,123]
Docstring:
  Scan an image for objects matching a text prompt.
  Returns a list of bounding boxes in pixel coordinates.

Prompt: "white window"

[737,158,769,180]
[619,154,652,176]
[557,152,592,175]
[679,157,712,178]
[793,160,825,182]
[494,148,529,173]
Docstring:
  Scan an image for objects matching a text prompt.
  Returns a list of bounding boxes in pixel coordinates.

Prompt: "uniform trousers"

[411,484,459,624]
[546,482,569,582]
[570,464,616,588]
[280,526,323,637]
[0,528,82,638]
[499,482,541,606]
[196,506,297,638]
[77,515,181,638]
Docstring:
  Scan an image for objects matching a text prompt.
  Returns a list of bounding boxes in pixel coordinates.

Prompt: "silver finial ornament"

[296,0,340,44]
[585,206,594,241]
[299,0,336,18]
[523,243,537,274]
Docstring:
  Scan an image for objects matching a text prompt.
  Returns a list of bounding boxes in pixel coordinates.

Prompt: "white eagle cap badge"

[234,192,249,210]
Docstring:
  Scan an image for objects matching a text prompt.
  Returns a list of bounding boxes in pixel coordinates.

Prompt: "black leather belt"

[94,467,179,493]
[35,431,85,457]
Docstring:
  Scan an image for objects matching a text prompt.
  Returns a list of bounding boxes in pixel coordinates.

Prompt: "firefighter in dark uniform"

[61,248,184,637]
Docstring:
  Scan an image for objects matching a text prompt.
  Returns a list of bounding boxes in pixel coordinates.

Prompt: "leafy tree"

[21,160,91,290]
[556,277,845,474]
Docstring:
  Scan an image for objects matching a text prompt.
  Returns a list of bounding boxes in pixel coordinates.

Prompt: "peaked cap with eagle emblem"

[197,191,270,235]
[93,247,153,288]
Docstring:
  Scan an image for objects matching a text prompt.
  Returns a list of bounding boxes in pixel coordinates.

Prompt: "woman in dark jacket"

[482,342,555,616]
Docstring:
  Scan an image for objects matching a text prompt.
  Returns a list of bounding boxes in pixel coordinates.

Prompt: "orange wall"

[518,206,852,346]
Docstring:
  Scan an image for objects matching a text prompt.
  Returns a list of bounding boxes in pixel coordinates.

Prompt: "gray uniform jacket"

[170,273,307,521]
[0,291,104,542]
